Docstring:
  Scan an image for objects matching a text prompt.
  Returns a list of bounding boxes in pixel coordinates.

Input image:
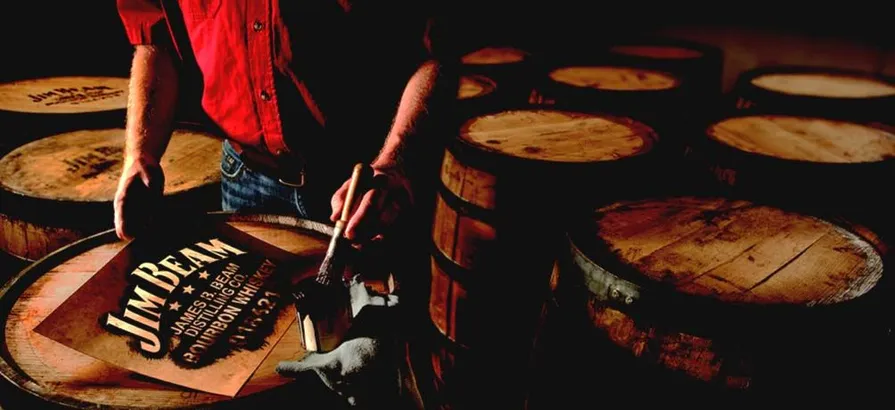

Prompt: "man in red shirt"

[113,0,457,244]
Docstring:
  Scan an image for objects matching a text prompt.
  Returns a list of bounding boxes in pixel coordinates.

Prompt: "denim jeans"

[220,140,317,219]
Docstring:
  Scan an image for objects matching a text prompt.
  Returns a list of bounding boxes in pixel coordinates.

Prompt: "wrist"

[125,153,161,169]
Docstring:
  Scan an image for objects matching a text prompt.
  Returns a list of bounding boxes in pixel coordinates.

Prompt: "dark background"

[1,2,892,87]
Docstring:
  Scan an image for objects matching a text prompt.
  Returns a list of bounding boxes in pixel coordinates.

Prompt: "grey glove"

[277,275,401,407]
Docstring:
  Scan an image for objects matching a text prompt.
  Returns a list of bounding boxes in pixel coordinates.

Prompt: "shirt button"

[253,20,263,31]
[260,90,271,101]
[275,149,284,156]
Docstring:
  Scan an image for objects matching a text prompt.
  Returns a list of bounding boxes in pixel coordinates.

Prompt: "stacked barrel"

[0,25,892,410]
[0,76,224,276]
[413,37,895,409]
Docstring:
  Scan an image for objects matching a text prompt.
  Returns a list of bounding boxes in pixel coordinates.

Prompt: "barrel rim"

[560,196,893,342]
[565,195,891,313]
[736,65,895,100]
[700,112,895,167]
[0,211,336,410]
[452,107,660,173]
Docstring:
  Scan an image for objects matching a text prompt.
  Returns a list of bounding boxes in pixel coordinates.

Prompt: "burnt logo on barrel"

[101,236,291,369]
[28,85,125,106]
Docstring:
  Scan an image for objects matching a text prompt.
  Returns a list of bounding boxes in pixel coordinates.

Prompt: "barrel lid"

[707,115,895,164]
[608,45,704,60]
[461,46,528,65]
[571,196,885,307]
[0,128,222,202]
[458,109,656,163]
[0,76,129,114]
[548,66,680,91]
[750,71,895,99]
[458,75,497,100]
[0,213,336,408]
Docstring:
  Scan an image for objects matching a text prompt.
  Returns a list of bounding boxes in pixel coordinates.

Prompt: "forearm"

[372,60,451,171]
[125,45,180,165]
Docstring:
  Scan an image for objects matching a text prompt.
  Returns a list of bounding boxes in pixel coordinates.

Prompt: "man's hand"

[113,157,165,240]
[330,166,413,243]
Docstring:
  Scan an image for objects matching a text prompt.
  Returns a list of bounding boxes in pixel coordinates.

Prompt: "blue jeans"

[220,140,316,219]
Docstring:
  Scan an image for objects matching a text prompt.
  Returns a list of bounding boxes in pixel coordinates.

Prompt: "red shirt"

[116,0,449,160]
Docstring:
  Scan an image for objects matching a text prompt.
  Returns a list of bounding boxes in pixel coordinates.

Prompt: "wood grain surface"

[592,197,884,305]
[0,128,222,202]
[609,45,704,60]
[3,217,330,408]
[0,213,85,261]
[460,110,652,162]
[750,72,895,98]
[708,115,895,163]
[458,75,496,100]
[548,66,679,91]
[461,47,527,65]
[0,77,129,114]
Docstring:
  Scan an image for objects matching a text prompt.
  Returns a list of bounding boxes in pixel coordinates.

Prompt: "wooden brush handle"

[339,163,365,223]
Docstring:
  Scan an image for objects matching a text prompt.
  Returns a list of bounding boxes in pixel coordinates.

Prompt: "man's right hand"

[114,157,165,240]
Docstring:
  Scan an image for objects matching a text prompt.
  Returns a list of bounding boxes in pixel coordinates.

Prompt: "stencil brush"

[316,163,365,287]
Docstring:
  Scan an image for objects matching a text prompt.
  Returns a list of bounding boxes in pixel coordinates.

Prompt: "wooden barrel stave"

[0,213,362,409]
[0,126,223,261]
[730,66,895,124]
[552,196,892,402]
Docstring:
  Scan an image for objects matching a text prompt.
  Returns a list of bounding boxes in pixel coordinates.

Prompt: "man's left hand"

[330,166,413,243]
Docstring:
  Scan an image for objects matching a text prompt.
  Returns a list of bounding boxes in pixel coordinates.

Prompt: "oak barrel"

[429,109,660,344]
[0,76,129,153]
[533,65,690,152]
[604,36,724,112]
[731,66,895,123]
[551,196,892,402]
[0,213,360,409]
[456,74,499,119]
[461,46,539,107]
[683,114,895,230]
[0,127,223,261]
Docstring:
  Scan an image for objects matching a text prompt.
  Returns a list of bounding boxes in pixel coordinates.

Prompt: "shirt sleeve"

[116,0,167,45]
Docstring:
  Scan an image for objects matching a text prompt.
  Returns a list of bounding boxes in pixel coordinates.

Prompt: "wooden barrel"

[0,127,223,262]
[407,298,557,410]
[429,109,661,347]
[0,213,365,409]
[552,196,892,402]
[461,46,538,107]
[533,65,690,150]
[456,74,499,120]
[603,36,724,112]
[683,114,895,227]
[0,76,129,153]
[731,66,895,123]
